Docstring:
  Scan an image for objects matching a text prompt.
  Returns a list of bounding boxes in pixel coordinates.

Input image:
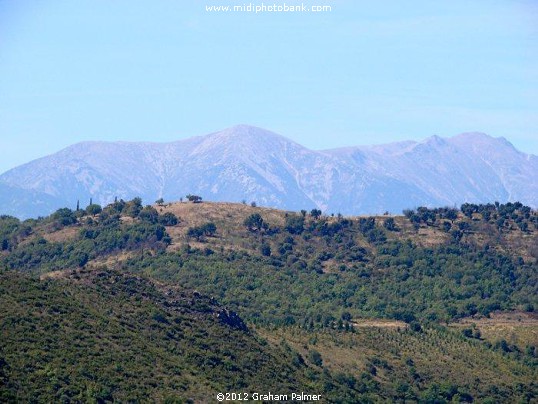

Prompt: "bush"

[383,217,397,231]
[86,204,102,216]
[260,243,271,256]
[244,213,264,232]
[52,208,77,226]
[285,215,304,235]
[139,206,159,223]
[308,350,323,367]
[159,212,179,226]
[186,194,202,203]
[186,222,216,241]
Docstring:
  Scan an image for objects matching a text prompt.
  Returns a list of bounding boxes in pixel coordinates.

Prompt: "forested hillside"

[1,198,537,402]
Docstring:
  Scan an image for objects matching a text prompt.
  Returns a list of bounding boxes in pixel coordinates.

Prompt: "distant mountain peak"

[450,132,517,151]
[211,124,283,139]
[419,134,448,148]
[0,126,536,219]
[451,131,503,143]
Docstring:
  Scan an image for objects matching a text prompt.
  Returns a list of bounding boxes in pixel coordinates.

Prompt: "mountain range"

[1,124,536,219]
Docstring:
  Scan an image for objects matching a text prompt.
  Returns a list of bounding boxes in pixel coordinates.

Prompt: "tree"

[139,206,159,223]
[125,197,143,218]
[106,199,126,214]
[461,203,477,218]
[186,222,216,241]
[310,209,322,219]
[358,217,375,234]
[52,208,77,226]
[260,243,271,256]
[462,328,473,338]
[85,204,102,216]
[201,222,216,236]
[383,217,397,231]
[444,209,458,222]
[155,198,164,205]
[307,350,323,367]
[186,226,204,241]
[159,212,179,226]
[285,215,304,235]
[244,213,264,232]
[186,194,202,203]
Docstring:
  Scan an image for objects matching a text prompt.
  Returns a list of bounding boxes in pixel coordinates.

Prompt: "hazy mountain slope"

[161,125,324,210]
[327,134,510,211]
[0,125,536,218]
[0,183,64,220]
[449,132,538,208]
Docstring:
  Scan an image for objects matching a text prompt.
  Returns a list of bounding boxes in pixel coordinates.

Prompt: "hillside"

[1,125,537,219]
[1,269,353,402]
[1,199,537,402]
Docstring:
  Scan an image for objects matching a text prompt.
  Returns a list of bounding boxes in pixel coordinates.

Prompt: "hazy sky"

[0,0,537,173]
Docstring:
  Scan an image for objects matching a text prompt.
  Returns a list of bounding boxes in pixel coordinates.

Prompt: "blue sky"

[0,0,537,173]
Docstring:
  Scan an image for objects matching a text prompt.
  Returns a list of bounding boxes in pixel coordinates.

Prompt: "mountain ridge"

[1,125,536,218]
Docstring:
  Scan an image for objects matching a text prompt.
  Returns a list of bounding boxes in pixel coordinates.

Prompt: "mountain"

[0,125,536,218]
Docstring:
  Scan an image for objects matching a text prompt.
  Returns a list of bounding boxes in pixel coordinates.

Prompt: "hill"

[1,199,537,402]
[1,269,357,402]
[1,125,537,218]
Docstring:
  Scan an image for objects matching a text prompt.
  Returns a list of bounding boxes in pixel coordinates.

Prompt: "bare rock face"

[1,125,536,219]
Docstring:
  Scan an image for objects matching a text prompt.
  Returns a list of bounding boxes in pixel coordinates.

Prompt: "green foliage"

[1,200,537,402]
[186,222,217,241]
[0,270,361,402]
[285,215,304,234]
[260,243,271,256]
[159,212,179,226]
[139,206,159,223]
[243,213,265,232]
[186,194,202,203]
[52,208,77,226]
[85,204,102,215]
[383,217,397,231]
[121,210,537,327]
[0,215,23,251]
[124,197,143,217]
[2,216,169,273]
[307,350,323,367]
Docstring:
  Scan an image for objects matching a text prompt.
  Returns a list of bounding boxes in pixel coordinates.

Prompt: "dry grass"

[257,324,537,393]
[86,251,138,269]
[39,269,72,280]
[449,311,538,348]
[156,201,288,253]
[352,319,408,329]
[42,226,80,243]
[257,327,374,373]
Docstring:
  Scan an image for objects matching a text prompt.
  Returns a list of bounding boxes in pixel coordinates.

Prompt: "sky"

[0,0,537,173]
